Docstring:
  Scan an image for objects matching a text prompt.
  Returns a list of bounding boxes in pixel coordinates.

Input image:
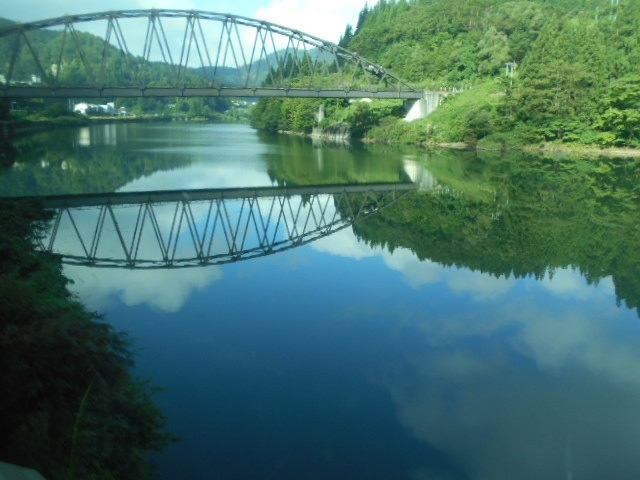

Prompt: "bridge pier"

[404,91,444,121]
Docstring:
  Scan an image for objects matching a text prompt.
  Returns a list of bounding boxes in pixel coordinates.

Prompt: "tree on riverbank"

[0,200,177,479]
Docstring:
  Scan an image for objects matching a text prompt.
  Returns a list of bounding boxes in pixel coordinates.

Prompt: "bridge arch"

[0,9,421,99]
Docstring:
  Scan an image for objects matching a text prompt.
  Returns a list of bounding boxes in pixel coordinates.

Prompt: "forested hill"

[343,0,621,85]
[0,17,232,120]
[253,0,640,149]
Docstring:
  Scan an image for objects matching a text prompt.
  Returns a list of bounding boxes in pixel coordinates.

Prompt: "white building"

[73,102,115,115]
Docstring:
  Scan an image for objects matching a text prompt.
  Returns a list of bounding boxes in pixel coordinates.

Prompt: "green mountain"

[252,0,640,149]
[0,16,326,120]
[0,17,231,118]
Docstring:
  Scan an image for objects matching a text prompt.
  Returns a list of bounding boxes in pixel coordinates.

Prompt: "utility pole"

[610,0,620,20]
[505,62,516,87]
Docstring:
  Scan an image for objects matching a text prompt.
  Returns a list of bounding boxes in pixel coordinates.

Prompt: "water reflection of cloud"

[313,225,640,478]
[313,228,381,260]
[377,247,442,286]
[375,290,640,480]
[540,266,615,299]
[383,247,516,299]
[314,232,517,299]
[118,161,273,192]
[66,264,223,313]
[511,306,640,387]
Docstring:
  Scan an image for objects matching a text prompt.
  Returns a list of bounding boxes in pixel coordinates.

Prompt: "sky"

[1,0,376,44]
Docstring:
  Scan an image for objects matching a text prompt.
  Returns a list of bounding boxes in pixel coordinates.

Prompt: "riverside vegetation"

[0,200,178,479]
[250,0,640,151]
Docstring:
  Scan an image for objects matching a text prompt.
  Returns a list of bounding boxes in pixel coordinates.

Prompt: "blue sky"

[1,0,376,43]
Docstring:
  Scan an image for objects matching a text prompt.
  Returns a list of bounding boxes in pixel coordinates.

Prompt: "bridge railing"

[0,9,421,99]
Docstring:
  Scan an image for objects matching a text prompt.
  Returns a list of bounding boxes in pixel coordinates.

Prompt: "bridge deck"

[0,10,421,100]
[29,182,419,208]
[0,86,424,99]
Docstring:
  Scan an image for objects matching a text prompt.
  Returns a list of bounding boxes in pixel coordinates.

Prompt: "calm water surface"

[3,122,640,480]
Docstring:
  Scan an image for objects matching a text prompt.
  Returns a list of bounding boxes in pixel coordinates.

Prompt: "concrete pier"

[404,91,444,121]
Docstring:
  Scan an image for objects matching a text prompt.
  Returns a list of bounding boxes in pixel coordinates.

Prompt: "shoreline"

[6,118,640,158]
[1,116,168,140]
[520,144,640,158]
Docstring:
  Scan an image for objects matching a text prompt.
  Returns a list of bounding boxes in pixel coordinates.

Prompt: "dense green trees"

[250,97,325,134]
[253,0,640,150]
[597,75,640,145]
[0,201,177,479]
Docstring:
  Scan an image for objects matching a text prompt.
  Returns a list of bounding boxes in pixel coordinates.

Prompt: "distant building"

[73,102,91,115]
[73,102,116,115]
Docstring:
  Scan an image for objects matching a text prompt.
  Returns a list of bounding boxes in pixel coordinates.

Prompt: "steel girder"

[0,9,421,98]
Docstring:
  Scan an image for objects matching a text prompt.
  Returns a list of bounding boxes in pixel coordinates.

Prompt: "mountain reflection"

[352,150,640,316]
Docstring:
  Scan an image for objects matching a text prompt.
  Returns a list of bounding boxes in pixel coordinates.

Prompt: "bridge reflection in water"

[36,182,420,269]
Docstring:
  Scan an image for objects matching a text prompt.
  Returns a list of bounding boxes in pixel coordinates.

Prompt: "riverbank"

[1,114,250,141]
[0,115,170,139]
[442,139,640,157]
[520,143,640,158]
[311,123,640,159]
[7,116,640,159]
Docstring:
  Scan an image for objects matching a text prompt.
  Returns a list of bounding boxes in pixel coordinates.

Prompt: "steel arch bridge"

[0,9,422,99]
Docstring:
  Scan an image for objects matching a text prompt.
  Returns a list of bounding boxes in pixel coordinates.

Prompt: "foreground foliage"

[0,200,177,479]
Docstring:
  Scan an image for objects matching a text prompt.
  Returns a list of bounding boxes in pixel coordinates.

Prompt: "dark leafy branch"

[0,200,178,479]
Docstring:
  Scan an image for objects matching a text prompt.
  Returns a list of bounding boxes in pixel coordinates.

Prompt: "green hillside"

[252,0,640,150]
[0,18,231,120]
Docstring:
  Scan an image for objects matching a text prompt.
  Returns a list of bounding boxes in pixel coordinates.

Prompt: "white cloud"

[254,0,377,43]
[4,1,373,45]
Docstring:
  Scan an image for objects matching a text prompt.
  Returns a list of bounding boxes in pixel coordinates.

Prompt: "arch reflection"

[37,183,419,269]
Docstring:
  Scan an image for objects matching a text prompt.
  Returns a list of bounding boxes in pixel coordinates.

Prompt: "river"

[3,122,640,480]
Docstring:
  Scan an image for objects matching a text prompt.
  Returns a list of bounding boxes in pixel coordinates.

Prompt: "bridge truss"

[35,183,416,269]
[0,9,421,99]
